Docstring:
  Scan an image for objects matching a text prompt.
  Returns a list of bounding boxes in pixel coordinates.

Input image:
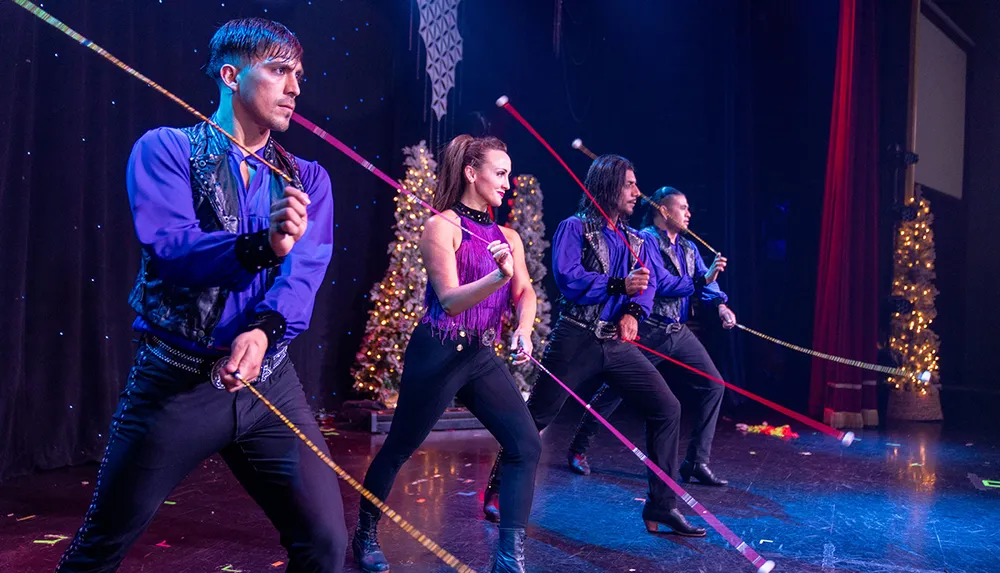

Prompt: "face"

[226,56,303,132]
[464,149,511,208]
[615,169,640,217]
[657,193,690,231]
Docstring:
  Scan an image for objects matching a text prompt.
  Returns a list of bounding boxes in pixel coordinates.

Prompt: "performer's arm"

[127,128,282,290]
[693,248,729,307]
[501,228,537,364]
[552,218,616,304]
[253,161,335,346]
[421,212,513,317]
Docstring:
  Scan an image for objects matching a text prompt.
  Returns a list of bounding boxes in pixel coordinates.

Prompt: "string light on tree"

[350,142,437,406]
[888,196,939,394]
[496,175,552,396]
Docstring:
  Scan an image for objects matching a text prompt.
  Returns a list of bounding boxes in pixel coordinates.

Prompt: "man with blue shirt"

[566,186,735,489]
[482,158,705,537]
[58,18,346,573]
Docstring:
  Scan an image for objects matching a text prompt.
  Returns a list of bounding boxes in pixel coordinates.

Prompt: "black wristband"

[607,277,628,296]
[694,273,708,289]
[236,229,284,272]
[622,302,647,323]
[246,310,287,348]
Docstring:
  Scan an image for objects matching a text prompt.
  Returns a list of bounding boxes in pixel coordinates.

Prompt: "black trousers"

[523,321,682,510]
[361,323,540,529]
[569,324,725,465]
[57,340,347,573]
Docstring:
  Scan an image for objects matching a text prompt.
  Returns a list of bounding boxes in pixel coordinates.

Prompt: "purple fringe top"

[421,216,512,342]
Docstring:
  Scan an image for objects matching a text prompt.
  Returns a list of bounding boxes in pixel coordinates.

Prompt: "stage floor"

[2,400,999,572]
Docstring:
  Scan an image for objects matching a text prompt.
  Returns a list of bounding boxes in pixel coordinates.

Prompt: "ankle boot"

[490,527,526,573]
[642,503,706,537]
[679,460,728,487]
[352,509,391,572]
[483,452,502,523]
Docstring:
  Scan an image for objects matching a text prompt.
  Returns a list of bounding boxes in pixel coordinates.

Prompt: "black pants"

[57,341,347,573]
[570,324,725,465]
[361,323,540,529]
[524,321,682,510]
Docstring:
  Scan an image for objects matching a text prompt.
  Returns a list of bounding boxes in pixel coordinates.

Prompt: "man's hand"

[625,267,650,296]
[705,253,728,284]
[270,186,311,257]
[618,314,639,341]
[220,329,269,392]
[511,329,533,365]
[719,304,737,330]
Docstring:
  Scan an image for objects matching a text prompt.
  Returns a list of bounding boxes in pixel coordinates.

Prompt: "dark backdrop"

[1,0,850,481]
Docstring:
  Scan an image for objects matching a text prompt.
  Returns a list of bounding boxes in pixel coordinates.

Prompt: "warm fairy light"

[888,196,939,393]
[350,143,438,402]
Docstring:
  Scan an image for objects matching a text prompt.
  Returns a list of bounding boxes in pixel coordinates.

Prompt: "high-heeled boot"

[483,451,502,523]
[352,508,391,572]
[490,527,526,573]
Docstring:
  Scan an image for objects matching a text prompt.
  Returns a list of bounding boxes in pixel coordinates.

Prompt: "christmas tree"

[497,175,552,395]
[350,142,437,406]
[888,194,940,394]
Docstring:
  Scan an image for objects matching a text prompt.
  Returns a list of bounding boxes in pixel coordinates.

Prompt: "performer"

[483,157,706,537]
[57,19,346,572]
[353,135,540,573]
[566,186,735,487]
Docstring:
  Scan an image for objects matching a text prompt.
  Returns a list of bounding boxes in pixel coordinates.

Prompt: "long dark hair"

[641,186,685,228]
[434,135,508,212]
[578,154,635,221]
[205,18,303,85]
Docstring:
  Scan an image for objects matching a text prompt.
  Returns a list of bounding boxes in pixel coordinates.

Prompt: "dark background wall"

[6,0,991,483]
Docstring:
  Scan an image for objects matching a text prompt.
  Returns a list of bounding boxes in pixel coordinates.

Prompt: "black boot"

[483,452,502,523]
[642,504,706,537]
[352,509,391,572]
[679,460,728,486]
[567,451,591,476]
[490,527,526,573]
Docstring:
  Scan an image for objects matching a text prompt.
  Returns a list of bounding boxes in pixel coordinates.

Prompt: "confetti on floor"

[220,566,242,572]
[886,443,902,447]
[156,540,171,548]
[17,515,37,522]
[416,498,426,503]
[799,452,812,456]
[456,491,477,496]
[271,562,285,567]
[33,535,69,545]
[163,501,177,505]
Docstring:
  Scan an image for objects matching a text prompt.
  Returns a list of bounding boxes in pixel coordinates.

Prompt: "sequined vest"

[127,121,304,347]
[646,227,698,322]
[558,214,645,327]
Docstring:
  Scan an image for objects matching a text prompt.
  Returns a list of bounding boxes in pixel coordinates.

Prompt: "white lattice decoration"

[418,0,462,120]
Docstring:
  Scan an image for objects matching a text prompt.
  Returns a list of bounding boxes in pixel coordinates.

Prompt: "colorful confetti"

[156,540,171,548]
[33,534,69,545]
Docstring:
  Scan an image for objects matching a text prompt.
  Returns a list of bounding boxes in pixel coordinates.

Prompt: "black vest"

[646,226,698,322]
[128,121,304,347]
[557,214,645,327]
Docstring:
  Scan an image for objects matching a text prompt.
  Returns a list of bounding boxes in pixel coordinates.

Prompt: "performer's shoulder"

[131,126,190,158]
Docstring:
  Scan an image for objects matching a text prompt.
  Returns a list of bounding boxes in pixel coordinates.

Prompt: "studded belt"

[558,315,619,340]
[144,335,288,386]
[643,317,685,334]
